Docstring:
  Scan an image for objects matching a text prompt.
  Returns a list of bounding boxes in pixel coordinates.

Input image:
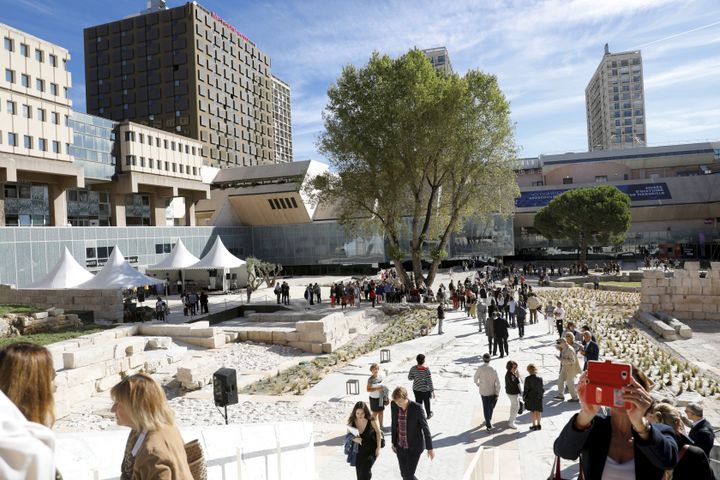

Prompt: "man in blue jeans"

[473,353,501,431]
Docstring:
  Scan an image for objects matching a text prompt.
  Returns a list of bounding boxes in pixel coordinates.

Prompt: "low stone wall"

[640,262,720,321]
[50,324,187,418]
[0,284,124,321]
[0,308,81,338]
[583,283,641,293]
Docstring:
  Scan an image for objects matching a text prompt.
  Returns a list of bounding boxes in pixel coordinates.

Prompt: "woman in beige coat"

[111,373,192,480]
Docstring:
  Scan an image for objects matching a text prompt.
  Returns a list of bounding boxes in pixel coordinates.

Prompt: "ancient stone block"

[63,346,115,369]
[247,330,274,343]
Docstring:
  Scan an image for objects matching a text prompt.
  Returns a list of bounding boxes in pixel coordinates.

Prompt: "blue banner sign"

[516,183,671,208]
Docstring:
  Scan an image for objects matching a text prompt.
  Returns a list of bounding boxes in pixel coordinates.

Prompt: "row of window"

[267,197,299,210]
[124,130,198,155]
[5,100,67,124]
[4,69,67,97]
[3,37,65,68]
[124,154,198,175]
[607,58,641,68]
[2,131,63,152]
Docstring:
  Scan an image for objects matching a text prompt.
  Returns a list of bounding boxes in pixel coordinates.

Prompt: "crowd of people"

[1,265,717,480]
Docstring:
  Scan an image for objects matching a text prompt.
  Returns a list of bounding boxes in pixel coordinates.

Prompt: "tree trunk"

[580,240,588,268]
[412,249,424,288]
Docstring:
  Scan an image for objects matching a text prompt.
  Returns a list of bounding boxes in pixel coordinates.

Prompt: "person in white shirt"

[473,353,501,431]
[554,301,566,338]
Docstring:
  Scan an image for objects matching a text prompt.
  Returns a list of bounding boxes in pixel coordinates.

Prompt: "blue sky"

[2,0,719,161]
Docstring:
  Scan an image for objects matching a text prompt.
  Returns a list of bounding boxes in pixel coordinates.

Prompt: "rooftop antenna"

[604,43,610,55]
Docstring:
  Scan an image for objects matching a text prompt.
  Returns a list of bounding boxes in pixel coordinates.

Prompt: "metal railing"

[462,446,499,480]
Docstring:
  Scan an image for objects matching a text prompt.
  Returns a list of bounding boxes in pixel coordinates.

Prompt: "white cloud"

[645,58,720,88]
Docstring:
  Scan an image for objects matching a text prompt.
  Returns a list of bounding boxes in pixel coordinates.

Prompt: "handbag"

[184,439,208,480]
[518,400,524,415]
[547,456,585,480]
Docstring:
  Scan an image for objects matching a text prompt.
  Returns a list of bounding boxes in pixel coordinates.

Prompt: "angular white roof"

[185,237,246,270]
[74,246,165,290]
[146,239,201,270]
[26,247,94,289]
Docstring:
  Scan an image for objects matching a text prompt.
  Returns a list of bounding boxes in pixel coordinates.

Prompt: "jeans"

[508,394,519,426]
[414,390,432,418]
[487,334,495,355]
[396,447,422,480]
[556,319,564,337]
[481,395,497,428]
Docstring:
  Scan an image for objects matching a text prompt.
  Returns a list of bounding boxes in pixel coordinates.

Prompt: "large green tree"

[533,185,631,267]
[310,49,518,288]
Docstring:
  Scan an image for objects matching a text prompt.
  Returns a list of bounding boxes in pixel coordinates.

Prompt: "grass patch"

[0,324,112,347]
[241,308,435,396]
[0,304,40,316]
[601,281,641,287]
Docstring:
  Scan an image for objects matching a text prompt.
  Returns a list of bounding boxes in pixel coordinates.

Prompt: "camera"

[582,360,632,409]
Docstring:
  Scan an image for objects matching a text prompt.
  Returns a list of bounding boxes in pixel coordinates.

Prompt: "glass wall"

[3,183,50,226]
[68,111,116,181]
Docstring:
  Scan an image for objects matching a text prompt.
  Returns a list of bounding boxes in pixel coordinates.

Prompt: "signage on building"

[515,182,672,208]
[211,12,253,45]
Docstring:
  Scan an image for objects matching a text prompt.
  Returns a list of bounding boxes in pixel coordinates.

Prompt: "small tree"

[533,185,631,267]
[246,257,283,290]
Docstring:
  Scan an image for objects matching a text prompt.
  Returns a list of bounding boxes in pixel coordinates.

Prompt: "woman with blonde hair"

[650,403,714,480]
[0,342,58,479]
[111,373,192,480]
[523,363,544,431]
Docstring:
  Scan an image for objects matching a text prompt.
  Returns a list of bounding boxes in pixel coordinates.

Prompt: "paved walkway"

[308,305,584,480]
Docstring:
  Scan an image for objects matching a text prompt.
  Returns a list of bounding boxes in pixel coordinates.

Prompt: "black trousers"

[413,390,432,417]
[396,447,422,480]
[495,335,508,356]
[487,334,496,354]
[356,450,376,480]
[556,319,564,337]
[517,318,525,337]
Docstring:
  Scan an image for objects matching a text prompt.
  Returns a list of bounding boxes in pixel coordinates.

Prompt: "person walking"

[554,301,566,338]
[408,354,435,419]
[515,301,527,338]
[523,363,544,431]
[493,313,510,358]
[526,294,540,324]
[155,297,166,322]
[200,290,209,314]
[508,296,517,328]
[505,360,521,429]
[390,386,434,480]
[545,301,555,335]
[274,283,282,304]
[246,284,252,304]
[485,313,496,356]
[436,304,445,335]
[367,364,386,430]
[348,401,382,480]
[474,353,501,431]
[555,337,580,402]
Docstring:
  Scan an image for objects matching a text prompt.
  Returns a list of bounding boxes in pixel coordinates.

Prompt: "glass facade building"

[68,111,116,181]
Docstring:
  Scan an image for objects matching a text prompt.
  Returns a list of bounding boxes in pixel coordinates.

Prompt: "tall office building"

[586,44,647,151]
[423,47,453,75]
[271,75,292,163]
[84,1,290,168]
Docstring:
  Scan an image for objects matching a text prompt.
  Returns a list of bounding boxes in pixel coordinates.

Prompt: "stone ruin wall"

[0,284,124,321]
[640,262,720,322]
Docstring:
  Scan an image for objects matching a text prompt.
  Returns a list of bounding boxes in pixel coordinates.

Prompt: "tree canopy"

[309,49,519,288]
[533,185,632,266]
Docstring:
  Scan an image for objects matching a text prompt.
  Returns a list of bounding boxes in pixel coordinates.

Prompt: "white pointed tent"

[147,239,200,270]
[184,237,247,291]
[26,247,94,289]
[74,246,165,290]
[145,239,201,294]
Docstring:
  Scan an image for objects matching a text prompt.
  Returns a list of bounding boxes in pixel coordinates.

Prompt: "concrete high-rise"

[84,1,290,168]
[423,47,453,75]
[271,75,292,163]
[586,44,647,151]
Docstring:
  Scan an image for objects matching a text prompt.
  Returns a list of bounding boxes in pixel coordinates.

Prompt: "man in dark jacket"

[391,386,434,479]
[580,331,600,371]
[515,301,527,338]
[493,313,510,358]
[685,403,716,457]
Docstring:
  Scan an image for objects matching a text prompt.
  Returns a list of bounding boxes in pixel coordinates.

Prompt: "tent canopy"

[74,246,165,290]
[146,239,200,270]
[185,237,245,270]
[26,247,94,289]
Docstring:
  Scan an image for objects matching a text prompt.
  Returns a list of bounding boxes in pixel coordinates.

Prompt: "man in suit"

[391,386,434,479]
[685,402,716,457]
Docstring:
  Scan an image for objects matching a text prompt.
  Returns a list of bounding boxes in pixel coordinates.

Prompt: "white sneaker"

[508,423,517,429]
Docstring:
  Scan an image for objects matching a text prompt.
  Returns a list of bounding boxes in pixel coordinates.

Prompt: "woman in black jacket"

[523,363,544,431]
[553,366,678,480]
[651,403,715,480]
[505,360,521,429]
